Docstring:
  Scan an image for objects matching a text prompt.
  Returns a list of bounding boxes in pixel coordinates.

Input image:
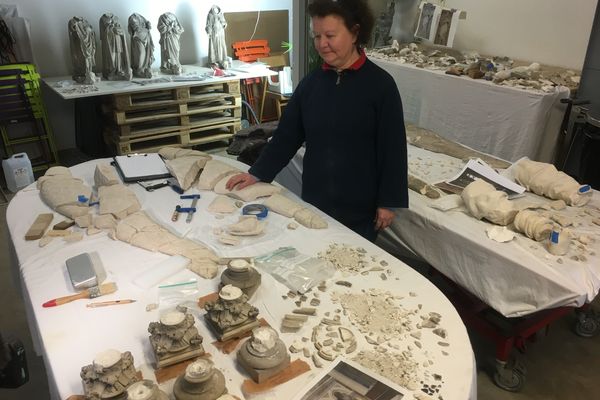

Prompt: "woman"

[227,0,408,241]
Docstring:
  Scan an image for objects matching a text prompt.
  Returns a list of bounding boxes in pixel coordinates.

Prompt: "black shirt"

[249,57,408,229]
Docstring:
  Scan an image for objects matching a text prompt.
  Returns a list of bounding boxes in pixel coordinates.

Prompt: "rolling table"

[6,156,476,400]
[277,144,600,391]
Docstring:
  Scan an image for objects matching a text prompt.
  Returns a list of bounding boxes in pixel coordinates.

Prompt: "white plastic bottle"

[2,153,34,192]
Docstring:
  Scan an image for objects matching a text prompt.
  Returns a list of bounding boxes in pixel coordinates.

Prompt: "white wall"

[13,0,293,149]
[443,0,597,70]
[16,0,293,76]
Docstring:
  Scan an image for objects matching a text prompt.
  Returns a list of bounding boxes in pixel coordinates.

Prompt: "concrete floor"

[1,147,599,399]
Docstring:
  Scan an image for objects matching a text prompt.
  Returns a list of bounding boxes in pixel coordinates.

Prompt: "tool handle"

[43,290,89,308]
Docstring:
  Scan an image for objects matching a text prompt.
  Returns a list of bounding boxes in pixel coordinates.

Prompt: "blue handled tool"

[172,194,201,223]
[242,204,269,219]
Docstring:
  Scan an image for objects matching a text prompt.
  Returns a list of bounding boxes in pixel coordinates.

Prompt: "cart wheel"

[575,314,599,338]
[493,367,525,392]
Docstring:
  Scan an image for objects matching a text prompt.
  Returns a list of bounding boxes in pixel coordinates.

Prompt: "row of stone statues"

[69,7,228,84]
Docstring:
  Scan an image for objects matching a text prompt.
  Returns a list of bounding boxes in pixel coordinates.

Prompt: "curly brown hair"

[308,0,375,47]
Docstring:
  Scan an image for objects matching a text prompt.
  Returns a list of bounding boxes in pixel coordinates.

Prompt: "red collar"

[322,48,367,71]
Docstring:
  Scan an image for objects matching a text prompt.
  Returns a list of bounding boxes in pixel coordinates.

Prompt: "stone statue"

[389,0,421,43]
[204,284,260,341]
[148,305,204,368]
[237,327,290,383]
[158,12,184,75]
[80,349,140,399]
[99,13,132,80]
[372,2,395,47]
[68,17,97,84]
[205,5,228,68]
[128,13,154,78]
[173,359,227,400]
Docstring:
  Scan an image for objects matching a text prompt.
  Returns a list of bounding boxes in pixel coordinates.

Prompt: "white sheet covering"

[278,145,600,318]
[7,157,475,400]
[371,58,569,163]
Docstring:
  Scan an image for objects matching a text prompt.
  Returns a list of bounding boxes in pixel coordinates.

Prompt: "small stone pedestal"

[80,349,140,400]
[220,259,261,298]
[204,285,260,342]
[237,327,290,383]
[173,359,227,400]
[126,380,169,400]
[148,306,204,368]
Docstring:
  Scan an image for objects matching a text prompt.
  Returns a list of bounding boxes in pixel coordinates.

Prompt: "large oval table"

[6,156,475,400]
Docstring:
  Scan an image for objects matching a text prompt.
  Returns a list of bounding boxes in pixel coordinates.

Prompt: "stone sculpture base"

[155,354,212,384]
[173,368,226,400]
[154,344,205,369]
[204,314,261,342]
[211,318,270,354]
[220,267,261,298]
[241,359,311,396]
[238,352,290,383]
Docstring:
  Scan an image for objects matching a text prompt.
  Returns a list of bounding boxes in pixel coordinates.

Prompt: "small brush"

[42,282,118,308]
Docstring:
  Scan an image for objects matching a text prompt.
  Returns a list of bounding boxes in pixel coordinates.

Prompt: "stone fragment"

[64,232,84,242]
[293,308,316,316]
[39,236,54,247]
[433,328,447,339]
[312,353,323,368]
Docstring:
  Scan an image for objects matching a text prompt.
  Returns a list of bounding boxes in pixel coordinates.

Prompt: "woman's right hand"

[225,173,258,191]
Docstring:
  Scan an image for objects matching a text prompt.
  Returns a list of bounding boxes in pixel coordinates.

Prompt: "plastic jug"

[2,153,34,192]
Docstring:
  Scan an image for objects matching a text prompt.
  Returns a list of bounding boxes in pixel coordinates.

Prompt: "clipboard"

[112,153,171,182]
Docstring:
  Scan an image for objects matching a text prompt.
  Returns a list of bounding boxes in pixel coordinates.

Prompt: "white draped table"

[371,57,569,163]
[7,156,475,400]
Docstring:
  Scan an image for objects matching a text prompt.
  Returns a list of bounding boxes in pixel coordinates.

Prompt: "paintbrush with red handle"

[42,282,118,308]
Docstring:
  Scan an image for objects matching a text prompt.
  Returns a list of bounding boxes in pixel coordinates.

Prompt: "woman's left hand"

[374,207,395,231]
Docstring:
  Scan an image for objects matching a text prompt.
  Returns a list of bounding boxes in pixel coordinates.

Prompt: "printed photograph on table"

[294,358,405,400]
[414,2,436,41]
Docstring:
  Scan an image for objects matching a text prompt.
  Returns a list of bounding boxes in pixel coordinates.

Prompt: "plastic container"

[2,153,34,192]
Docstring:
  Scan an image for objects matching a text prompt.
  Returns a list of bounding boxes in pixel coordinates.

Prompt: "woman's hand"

[225,173,258,191]
[374,207,395,230]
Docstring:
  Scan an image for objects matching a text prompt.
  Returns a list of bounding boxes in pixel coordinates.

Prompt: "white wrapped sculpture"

[513,159,591,207]
[99,13,132,80]
[128,13,154,78]
[68,17,97,84]
[158,12,184,75]
[205,5,228,68]
[461,179,517,226]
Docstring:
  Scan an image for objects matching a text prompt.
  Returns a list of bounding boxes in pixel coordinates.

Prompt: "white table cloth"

[7,156,475,400]
[371,57,569,163]
[277,146,600,318]
[42,61,277,100]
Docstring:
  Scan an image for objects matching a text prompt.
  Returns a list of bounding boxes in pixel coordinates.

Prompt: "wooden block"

[241,359,311,396]
[53,219,74,230]
[45,229,71,237]
[25,213,53,240]
[211,318,269,354]
[154,353,212,384]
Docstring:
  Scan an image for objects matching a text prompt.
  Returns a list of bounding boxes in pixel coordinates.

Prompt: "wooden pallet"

[114,111,238,138]
[110,80,240,110]
[109,123,239,155]
[112,94,240,125]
